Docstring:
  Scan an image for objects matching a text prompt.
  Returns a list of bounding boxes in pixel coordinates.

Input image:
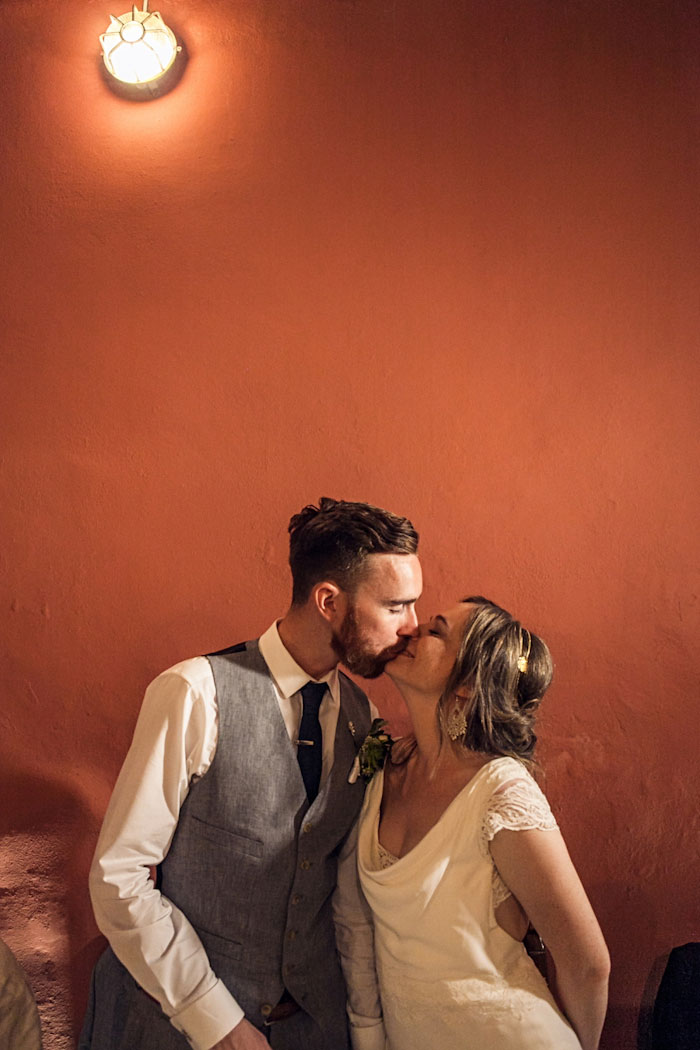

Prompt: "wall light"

[100,1,181,88]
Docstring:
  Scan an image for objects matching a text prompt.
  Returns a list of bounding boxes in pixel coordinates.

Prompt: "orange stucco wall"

[1,1,698,1047]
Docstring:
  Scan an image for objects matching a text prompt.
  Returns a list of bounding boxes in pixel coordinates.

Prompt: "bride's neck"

[397,685,448,773]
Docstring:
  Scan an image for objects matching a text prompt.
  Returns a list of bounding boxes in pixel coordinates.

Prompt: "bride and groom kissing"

[79,497,609,1050]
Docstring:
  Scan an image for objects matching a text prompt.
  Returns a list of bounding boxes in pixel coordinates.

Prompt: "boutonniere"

[348,718,394,784]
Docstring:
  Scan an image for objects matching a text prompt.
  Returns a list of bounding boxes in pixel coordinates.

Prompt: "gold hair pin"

[517,629,531,674]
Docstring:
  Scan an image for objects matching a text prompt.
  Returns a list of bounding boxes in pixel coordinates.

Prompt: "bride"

[334,596,609,1050]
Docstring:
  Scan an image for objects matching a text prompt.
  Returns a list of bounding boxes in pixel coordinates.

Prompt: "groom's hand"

[210,1018,270,1049]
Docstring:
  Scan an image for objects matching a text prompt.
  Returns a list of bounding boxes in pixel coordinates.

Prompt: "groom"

[80,497,421,1050]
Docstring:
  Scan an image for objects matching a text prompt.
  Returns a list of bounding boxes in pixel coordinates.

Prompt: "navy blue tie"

[297,682,326,803]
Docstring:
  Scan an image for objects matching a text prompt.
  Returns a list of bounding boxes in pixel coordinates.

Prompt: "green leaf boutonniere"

[357,718,394,783]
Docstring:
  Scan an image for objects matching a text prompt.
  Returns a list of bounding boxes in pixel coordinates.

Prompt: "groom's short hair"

[288,497,419,605]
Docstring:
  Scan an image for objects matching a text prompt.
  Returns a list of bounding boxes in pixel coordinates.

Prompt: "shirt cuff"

[350,1020,387,1050]
[170,979,245,1050]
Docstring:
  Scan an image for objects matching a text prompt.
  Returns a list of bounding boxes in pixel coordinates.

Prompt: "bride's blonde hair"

[438,597,553,766]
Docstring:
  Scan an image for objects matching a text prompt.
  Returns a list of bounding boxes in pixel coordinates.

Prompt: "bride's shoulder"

[478,755,533,792]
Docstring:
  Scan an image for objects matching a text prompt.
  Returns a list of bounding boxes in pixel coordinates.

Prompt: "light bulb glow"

[120,21,145,43]
[100,3,178,85]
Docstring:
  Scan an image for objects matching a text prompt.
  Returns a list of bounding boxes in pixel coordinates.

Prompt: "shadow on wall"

[0,765,105,1050]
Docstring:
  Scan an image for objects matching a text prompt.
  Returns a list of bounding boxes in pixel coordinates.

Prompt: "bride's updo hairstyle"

[439,596,553,765]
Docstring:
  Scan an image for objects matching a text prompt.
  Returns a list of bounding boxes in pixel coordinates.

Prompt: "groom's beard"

[331,606,408,679]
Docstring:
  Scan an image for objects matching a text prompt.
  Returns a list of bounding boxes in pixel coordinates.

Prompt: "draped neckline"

[374,755,521,869]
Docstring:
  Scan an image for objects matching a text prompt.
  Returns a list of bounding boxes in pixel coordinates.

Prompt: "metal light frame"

[100,1,180,87]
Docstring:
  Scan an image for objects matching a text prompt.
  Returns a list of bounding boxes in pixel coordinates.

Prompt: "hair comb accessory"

[517,628,531,674]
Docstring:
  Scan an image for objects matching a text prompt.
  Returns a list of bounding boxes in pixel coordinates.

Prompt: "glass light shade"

[100,2,178,85]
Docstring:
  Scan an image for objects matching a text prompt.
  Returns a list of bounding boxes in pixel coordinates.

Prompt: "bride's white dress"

[356,757,582,1050]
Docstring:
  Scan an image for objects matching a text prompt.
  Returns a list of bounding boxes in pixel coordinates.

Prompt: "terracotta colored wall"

[1,1,698,1047]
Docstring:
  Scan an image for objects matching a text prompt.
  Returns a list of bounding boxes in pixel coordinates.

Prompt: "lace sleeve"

[479,775,558,856]
[480,774,559,909]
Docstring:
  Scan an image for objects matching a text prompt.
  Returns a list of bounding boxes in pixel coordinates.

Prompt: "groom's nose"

[398,606,419,636]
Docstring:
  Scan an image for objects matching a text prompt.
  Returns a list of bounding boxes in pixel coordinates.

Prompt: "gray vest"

[81,640,372,1050]
[160,640,371,1041]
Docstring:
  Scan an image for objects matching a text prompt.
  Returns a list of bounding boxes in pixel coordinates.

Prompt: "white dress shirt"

[333,828,387,1050]
[89,622,362,1050]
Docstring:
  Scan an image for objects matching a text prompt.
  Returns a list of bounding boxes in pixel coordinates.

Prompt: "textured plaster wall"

[1,1,698,1047]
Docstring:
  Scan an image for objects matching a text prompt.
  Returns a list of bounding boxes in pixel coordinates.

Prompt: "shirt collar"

[258,621,340,704]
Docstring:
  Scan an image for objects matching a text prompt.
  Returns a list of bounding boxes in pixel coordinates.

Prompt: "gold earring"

[446,706,468,741]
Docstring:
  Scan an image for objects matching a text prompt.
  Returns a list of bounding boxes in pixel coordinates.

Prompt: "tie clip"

[295,739,315,747]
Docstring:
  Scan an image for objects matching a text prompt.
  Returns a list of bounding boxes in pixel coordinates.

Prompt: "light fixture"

[100,1,181,88]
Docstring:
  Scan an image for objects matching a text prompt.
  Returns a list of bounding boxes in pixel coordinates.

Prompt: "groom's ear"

[313,581,345,624]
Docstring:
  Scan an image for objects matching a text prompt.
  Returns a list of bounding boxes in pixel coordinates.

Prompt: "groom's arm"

[333,822,387,1050]
[89,661,246,1050]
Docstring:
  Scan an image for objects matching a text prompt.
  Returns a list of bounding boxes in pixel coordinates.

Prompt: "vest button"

[260,1004,273,1017]
[292,894,302,905]
[300,859,311,870]
[303,822,313,834]
[287,929,297,941]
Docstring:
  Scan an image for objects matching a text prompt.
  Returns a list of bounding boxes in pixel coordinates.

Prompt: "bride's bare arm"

[489,827,610,1050]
